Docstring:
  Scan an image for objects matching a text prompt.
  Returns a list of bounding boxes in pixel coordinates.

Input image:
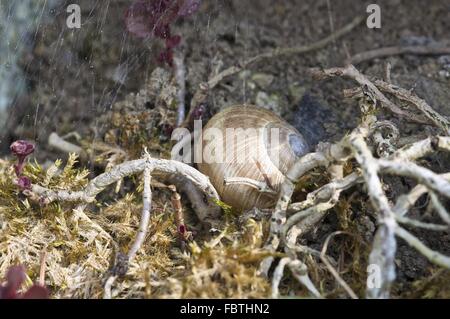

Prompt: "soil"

[1,0,450,298]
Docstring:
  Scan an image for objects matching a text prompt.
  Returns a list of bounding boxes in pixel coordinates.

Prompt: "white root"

[287,260,322,298]
[265,64,450,299]
[224,176,277,195]
[128,163,152,260]
[30,157,219,204]
[429,192,450,226]
[349,132,397,299]
[271,257,290,298]
[395,227,450,269]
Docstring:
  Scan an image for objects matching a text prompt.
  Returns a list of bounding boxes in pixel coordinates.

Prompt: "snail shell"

[196,105,309,211]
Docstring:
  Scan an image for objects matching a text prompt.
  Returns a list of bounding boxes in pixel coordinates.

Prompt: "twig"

[259,152,330,276]
[209,16,363,89]
[349,130,397,299]
[282,207,318,242]
[259,103,450,298]
[374,80,450,133]
[260,64,450,299]
[261,142,358,276]
[271,257,290,298]
[169,184,193,244]
[48,132,85,157]
[261,140,357,276]
[287,260,322,298]
[104,162,153,297]
[174,53,186,127]
[271,256,323,299]
[429,192,450,225]
[103,275,117,299]
[395,227,450,269]
[128,163,152,260]
[394,215,448,231]
[325,0,337,51]
[377,159,450,198]
[186,16,364,122]
[20,151,221,298]
[287,171,362,214]
[283,164,347,244]
[28,157,219,206]
[384,62,392,83]
[39,249,48,286]
[347,45,450,65]
[390,136,444,161]
[320,231,358,299]
[224,176,277,195]
[310,65,430,124]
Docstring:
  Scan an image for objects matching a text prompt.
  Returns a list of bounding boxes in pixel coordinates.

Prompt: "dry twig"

[184,16,364,125]
[347,45,450,65]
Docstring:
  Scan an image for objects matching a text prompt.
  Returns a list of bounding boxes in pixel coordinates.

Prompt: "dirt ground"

[1,0,450,298]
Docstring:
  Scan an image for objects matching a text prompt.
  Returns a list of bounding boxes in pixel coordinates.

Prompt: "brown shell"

[196,105,309,211]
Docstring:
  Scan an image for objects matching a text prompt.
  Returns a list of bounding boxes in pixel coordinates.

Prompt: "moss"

[0,155,274,298]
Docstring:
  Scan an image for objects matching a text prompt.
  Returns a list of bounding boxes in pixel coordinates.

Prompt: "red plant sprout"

[11,140,34,175]
[10,140,35,158]
[17,176,32,190]
[191,103,207,120]
[0,265,49,299]
[10,140,35,191]
[178,224,186,235]
[125,0,201,66]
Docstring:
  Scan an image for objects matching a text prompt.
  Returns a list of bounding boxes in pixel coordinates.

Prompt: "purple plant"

[125,0,202,66]
[0,266,49,299]
[17,176,32,190]
[191,103,206,120]
[10,140,35,191]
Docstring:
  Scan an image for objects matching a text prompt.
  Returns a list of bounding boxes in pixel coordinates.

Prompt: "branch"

[287,259,322,298]
[429,192,450,225]
[271,257,290,298]
[347,45,450,65]
[310,65,430,124]
[128,164,152,260]
[48,132,85,157]
[258,63,450,299]
[378,159,450,198]
[348,130,397,299]
[374,80,450,133]
[320,231,358,299]
[389,136,450,161]
[395,227,450,269]
[259,152,330,276]
[224,176,277,195]
[29,157,219,205]
[287,171,362,214]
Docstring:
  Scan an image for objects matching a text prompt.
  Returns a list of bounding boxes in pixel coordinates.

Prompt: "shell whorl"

[196,105,309,211]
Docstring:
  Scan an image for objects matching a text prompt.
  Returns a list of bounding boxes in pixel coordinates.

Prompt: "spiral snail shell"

[196,105,309,211]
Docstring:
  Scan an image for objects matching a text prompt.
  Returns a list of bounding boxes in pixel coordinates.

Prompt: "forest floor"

[1,0,450,298]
